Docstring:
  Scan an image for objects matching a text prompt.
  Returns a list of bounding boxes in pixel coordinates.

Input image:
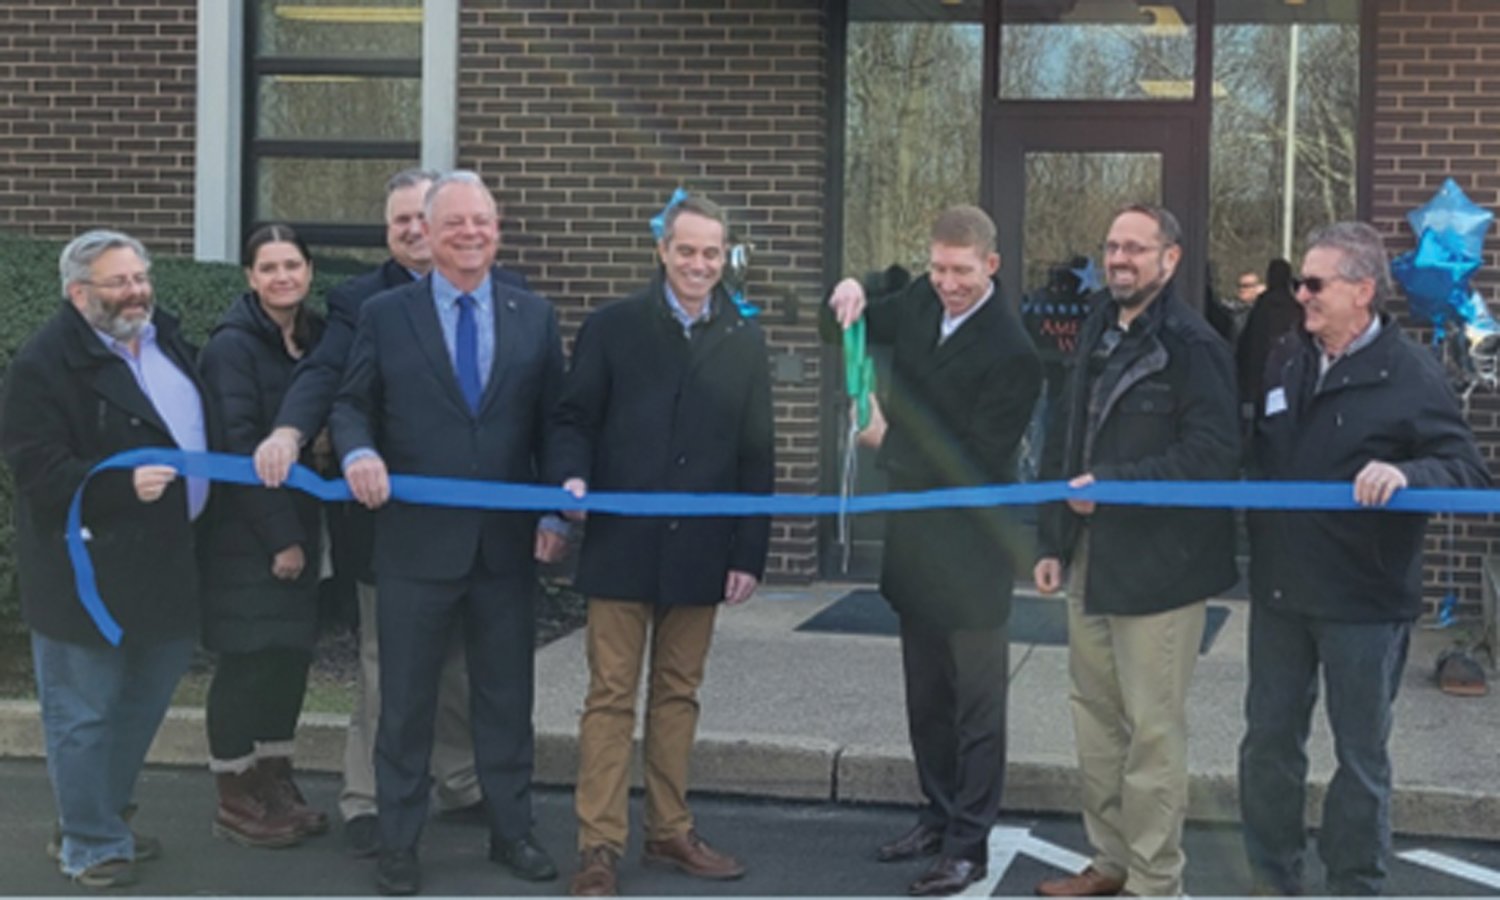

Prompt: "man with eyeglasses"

[0,230,215,888]
[1239,221,1488,896]
[1033,205,1239,897]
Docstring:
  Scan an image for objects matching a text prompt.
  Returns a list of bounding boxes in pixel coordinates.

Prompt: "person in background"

[1236,259,1302,428]
[198,224,328,849]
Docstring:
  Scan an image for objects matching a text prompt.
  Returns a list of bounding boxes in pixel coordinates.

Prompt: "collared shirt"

[1316,315,1382,388]
[431,269,496,391]
[663,282,715,339]
[939,282,994,344]
[92,322,209,520]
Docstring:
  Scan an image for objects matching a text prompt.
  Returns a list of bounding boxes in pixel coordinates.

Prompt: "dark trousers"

[375,565,536,852]
[205,647,312,760]
[898,612,1010,863]
[1238,602,1410,896]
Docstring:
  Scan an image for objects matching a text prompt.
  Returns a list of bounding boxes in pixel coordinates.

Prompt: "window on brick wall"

[243,0,423,250]
[1210,0,1362,299]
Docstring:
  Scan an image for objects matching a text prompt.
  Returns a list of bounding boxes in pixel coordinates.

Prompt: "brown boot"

[213,769,303,848]
[257,756,330,837]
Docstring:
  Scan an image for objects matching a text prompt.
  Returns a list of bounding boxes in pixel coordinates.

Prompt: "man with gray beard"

[1033,205,1239,897]
[0,230,215,888]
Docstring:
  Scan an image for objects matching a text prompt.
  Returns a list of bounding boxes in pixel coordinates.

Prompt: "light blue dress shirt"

[431,270,495,392]
[93,322,209,520]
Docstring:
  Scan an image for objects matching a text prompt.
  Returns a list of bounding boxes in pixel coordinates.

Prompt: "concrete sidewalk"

[2,582,1496,839]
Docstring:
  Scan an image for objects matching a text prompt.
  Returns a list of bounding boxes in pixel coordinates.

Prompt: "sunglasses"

[1293,275,1342,295]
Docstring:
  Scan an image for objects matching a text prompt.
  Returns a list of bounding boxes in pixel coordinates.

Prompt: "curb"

[1,700,1494,841]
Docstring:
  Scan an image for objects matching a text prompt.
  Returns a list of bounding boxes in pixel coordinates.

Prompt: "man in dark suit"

[827,206,1042,897]
[253,168,526,857]
[0,230,214,888]
[553,194,773,897]
[329,171,566,895]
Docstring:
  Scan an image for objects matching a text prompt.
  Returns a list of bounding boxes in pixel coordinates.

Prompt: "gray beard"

[86,299,152,342]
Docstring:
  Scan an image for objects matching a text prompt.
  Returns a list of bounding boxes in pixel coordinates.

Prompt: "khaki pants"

[574,599,717,854]
[338,581,480,821]
[1066,536,1206,897]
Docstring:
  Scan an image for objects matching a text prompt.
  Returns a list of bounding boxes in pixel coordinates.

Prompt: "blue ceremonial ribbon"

[69,448,1500,646]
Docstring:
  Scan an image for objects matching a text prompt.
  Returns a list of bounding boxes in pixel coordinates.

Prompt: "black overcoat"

[198,292,326,652]
[550,278,774,606]
[850,274,1042,630]
[0,304,213,647]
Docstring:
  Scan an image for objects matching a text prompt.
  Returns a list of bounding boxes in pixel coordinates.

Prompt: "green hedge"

[0,231,370,638]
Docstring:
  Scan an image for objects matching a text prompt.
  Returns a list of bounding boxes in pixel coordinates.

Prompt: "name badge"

[1265,387,1287,416]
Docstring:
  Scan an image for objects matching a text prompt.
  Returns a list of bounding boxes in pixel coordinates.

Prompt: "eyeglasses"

[83,273,151,291]
[1293,275,1346,296]
[1102,241,1162,258]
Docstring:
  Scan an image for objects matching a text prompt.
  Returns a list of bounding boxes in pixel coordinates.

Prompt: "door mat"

[797,589,1230,654]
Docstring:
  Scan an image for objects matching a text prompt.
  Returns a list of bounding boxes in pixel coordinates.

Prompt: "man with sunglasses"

[1239,221,1488,896]
[1033,204,1239,898]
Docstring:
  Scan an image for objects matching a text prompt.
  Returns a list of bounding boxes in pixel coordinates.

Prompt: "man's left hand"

[1066,473,1097,516]
[1354,460,1408,507]
[534,526,570,563]
[724,570,759,605]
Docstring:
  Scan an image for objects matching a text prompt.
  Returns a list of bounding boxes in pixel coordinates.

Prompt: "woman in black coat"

[198,224,327,848]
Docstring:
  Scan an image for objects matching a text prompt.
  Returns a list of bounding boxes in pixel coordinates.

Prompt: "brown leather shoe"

[909,856,987,896]
[569,846,619,897]
[1035,866,1127,897]
[877,822,943,862]
[642,830,746,880]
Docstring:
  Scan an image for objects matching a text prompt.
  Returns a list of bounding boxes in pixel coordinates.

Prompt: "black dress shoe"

[490,833,559,882]
[376,848,421,896]
[909,856,988,897]
[877,822,944,862]
[345,815,380,858]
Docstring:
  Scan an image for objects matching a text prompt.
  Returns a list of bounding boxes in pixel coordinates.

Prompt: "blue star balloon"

[1406,177,1493,261]
[649,187,690,241]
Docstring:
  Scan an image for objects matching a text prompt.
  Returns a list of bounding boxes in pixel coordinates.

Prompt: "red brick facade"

[456,1,828,581]
[1373,0,1500,611]
[0,0,198,253]
[6,1,1500,596]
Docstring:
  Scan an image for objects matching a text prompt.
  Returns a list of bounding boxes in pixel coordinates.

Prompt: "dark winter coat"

[551,276,774,606]
[1038,283,1240,615]
[1248,317,1490,622]
[198,292,326,652]
[828,274,1041,630]
[0,304,213,647]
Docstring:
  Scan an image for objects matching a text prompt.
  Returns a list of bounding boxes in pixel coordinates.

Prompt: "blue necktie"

[455,293,482,413]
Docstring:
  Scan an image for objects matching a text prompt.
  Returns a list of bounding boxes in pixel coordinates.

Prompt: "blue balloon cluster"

[1392,178,1499,343]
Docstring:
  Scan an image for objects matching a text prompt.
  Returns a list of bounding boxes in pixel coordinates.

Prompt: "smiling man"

[328,170,566,896]
[1240,221,1489,896]
[0,230,212,888]
[1033,204,1239,898]
[552,194,774,897]
[827,205,1041,897]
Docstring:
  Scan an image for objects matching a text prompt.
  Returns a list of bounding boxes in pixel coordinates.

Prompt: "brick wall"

[456,0,829,581]
[1373,0,1500,614]
[0,0,197,255]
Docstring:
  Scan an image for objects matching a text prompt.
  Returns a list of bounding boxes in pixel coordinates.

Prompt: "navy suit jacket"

[329,267,564,581]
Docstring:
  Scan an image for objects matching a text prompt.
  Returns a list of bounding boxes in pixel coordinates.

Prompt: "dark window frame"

[241,0,422,249]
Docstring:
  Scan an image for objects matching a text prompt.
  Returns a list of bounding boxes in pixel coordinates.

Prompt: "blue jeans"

[1238,603,1410,896]
[31,631,194,876]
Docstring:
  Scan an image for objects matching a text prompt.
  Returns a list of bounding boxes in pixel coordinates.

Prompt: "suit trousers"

[574,599,717,854]
[898,612,1010,863]
[1065,534,1206,897]
[339,581,479,821]
[375,567,536,851]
